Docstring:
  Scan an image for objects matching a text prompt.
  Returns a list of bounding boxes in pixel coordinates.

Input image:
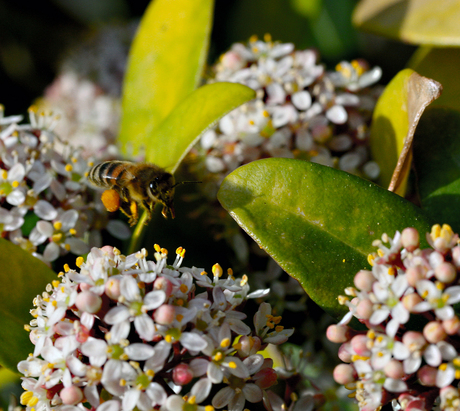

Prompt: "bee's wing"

[116,167,136,186]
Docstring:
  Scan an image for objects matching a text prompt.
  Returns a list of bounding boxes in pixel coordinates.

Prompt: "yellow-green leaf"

[145,82,256,173]
[370,69,441,195]
[353,0,460,46]
[218,158,433,318]
[119,0,214,156]
[0,239,56,370]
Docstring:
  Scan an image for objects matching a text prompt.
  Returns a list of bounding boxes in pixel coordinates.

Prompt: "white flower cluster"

[328,224,460,411]
[18,245,299,411]
[0,107,129,262]
[195,35,382,199]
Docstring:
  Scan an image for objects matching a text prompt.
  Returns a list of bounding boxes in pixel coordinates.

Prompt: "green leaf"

[413,107,460,232]
[119,0,214,157]
[408,46,460,112]
[353,0,460,45]
[145,82,256,172]
[217,158,433,318]
[0,239,56,370]
[370,69,441,195]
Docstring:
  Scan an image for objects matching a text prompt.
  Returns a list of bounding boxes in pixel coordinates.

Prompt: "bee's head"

[148,172,175,218]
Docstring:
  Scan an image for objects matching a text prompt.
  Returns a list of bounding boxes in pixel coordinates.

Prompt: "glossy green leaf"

[218,158,433,318]
[145,82,256,172]
[119,0,214,157]
[413,107,460,232]
[409,46,460,113]
[0,239,56,370]
[353,0,460,45]
[370,69,441,195]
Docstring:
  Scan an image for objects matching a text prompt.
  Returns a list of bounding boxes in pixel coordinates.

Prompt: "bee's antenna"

[172,181,202,189]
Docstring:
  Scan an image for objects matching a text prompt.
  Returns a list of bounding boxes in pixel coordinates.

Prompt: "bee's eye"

[149,178,159,193]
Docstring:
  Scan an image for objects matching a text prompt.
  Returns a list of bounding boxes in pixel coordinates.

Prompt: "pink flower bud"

[236,335,261,357]
[105,278,121,300]
[402,331,426,349]
[451,246,460,268]
[75,291,102,314]
[443,316,460,335]
[401,227,419,251]
[80,283,92,291]
[423,321,447,344]
[154,304,175,325]
[172,363,193,386]
[326,325,351,343]
[354,270,375,292]
[154,277,173,298]
[253,367,277,389]
[402,293,423,311]
[333,364,356,385]
[350,335,370,357]
[60,386,83,405]
[435,262,457,283]
[417,365,437,386]
[338,342,353,363]
[406,266,426,287]
[356,299,373,320]
[384,360,404,379]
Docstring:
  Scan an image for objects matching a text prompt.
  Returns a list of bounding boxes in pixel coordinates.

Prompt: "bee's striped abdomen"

[88,161,132,188]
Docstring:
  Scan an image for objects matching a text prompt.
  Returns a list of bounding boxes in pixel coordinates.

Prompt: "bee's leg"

[119,200,138,226]
[142,200,155,225]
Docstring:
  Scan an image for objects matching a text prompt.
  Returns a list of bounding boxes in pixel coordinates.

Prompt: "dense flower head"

[0,106,130,263]
[17,244,301,411]
[327,224,460,411]
[192,35,382,196]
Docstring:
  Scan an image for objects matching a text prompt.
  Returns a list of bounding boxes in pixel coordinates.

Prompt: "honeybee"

[88,161,176,226]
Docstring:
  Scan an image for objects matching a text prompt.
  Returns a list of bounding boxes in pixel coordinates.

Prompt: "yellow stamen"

[165,335,172,343]
[213,352,223,362]
[439,363,448,371]
[176,314,184,322]
[65,164,73,172]
[188,396,196,405]
[220,338,231,348]
[1,170,8,179]
[69,228,77,235]
[52,280,60,288]
[212,263,223,277]
[275,325,284,332]
[154,244,161,253]
[367,254,375,266]
[64,244,71,251]
[12,180,20,188]
[179,284,188,293]
[76,256,84,268]
[52,233,62,242]
[63,264,70,272]
[228,361,237,369]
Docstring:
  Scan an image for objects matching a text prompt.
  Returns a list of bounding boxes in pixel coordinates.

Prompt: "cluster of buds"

[327,224,460,411]
[0,106,129,263]
[16,244,317,411]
